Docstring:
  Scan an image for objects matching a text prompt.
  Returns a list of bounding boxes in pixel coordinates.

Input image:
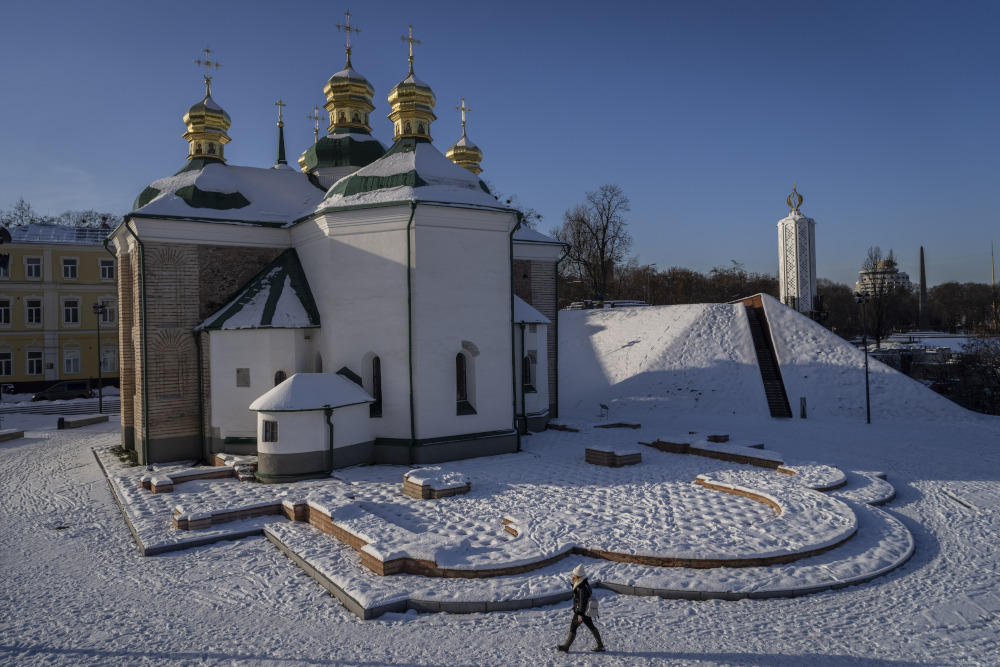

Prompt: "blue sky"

[0,0,996,287]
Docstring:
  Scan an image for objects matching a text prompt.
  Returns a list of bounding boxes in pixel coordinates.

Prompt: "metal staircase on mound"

[744,305,792,418]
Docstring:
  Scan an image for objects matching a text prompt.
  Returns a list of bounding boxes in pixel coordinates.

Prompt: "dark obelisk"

[918,246,930,329]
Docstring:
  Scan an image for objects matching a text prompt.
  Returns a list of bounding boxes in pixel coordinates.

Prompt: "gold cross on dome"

[401,24,420,69]
[456,98,471,134]
[307,105,326,141]
[274,99,286,124]
[194,46,222,84]
[336,10,360,56]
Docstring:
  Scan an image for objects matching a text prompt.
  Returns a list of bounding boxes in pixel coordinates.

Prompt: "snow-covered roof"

[132,162,325,225]
[249,373,374,412]
[514,296,550,324]
[196,249,320,331]
[513,226,564,245]
[299,131,387,172]
[9,222,110,245]
[319,140,505,211]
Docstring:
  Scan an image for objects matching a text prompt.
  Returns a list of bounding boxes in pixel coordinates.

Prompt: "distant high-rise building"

[919,246,930,329]
[777,184,817,314]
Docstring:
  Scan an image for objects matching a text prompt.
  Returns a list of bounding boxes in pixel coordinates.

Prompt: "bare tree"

[552,184,633,302]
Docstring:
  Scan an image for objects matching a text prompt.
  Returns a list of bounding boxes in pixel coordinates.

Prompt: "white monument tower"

[777,184,817,313]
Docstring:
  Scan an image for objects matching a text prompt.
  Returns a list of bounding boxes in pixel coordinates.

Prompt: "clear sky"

[0,0,996,287]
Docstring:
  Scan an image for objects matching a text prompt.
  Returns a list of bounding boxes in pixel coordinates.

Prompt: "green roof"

[196,249,321,331]
[299,130,386,171]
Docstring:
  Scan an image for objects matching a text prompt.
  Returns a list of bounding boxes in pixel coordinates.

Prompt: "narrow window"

[62,258,78,280]
[100,259,115,281]
[63,348,81,374]
[63,299,79,325]
[25,257,41,279]
[522,356,531,387]
[101,347,117,373]
[26,351,42,375]
[456,353,476,415]
[0,299,9,325]
[0,352,11,376]
[97,299,116,324]
[262,420,278,442]
[274,370,287,386]
[26,299,42,325]
[0,261,9,278]
[370,356,382,418]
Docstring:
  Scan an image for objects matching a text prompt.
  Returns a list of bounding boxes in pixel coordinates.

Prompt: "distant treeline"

[1,197,117,229]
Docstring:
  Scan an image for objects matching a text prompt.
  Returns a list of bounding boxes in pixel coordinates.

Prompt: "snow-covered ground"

[3,302,1000,665]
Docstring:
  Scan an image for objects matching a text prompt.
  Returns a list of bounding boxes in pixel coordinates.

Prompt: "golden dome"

[446,98,483,174]
[387,25,436,142]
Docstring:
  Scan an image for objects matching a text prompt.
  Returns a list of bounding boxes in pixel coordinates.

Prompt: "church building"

[110,26,564,477]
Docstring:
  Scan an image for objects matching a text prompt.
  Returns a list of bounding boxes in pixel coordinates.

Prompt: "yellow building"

[0,223,119,392]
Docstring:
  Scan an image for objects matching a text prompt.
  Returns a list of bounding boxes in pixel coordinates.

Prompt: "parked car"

[30,381,94,401]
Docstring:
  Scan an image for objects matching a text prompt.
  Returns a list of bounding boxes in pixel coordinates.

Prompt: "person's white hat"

[572,564,586,579]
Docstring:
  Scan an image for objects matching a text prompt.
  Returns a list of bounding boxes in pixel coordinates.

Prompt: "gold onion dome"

[446,98,483,175]
[387,25,436,142]
[184,50,231,163]
[323,57,376,134]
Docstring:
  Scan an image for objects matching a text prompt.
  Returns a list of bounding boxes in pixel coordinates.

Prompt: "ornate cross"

[787,182,803,213]
[336,10,360,57]
[274,99,286,124]
[401,24,420,70]
[194,46,222,84]
[307,105,326,141]
[456,98,471,135]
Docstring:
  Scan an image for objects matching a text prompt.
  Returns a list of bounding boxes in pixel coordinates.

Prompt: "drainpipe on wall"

[405,202,417,466]
[519,322,527,433]
[123,220,150,465]
[193,331,207,463]
[325,406,334,473]
[509,212,523,451]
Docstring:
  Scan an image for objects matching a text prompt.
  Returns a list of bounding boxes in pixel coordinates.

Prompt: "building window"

[62,258,78,280]
[456,353,476,415]
[262,420,278,442]
[101,347,117,373]
[26,299,42,326]
[0,299,9,326]
[64,348,81,374]
[370,356,382,418]
[0,352,11,376]
[25,257,41,280]
[274,370,287,386]
[236,368,250,387]
[523,352,538,393]
[63,299,80,325]
[27,351,43,375]
[0,261,9,279]
[97,298,116,324]
[100,259,115,281]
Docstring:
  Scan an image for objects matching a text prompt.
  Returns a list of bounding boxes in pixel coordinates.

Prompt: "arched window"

[404,121,412,134]
[417,123,425,135]
[315,353,323,373]
[274,370,287,386]
[370,356,382,418]
[352,111,361,123]
[208,143,216,155]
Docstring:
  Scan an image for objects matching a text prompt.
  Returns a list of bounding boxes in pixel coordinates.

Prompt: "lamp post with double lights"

[93,302,107,414]
[854,290,871,424]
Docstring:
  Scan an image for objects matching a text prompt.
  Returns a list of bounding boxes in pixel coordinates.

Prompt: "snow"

[249,373,373,412]
[321,142,503,210]
[134,162,325,223]
[514,296,549,324]
[404,467,470,489]
[4,302,1000,664]
[513,226,564,245]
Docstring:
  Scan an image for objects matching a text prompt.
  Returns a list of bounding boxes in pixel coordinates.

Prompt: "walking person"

[556,564,605,653]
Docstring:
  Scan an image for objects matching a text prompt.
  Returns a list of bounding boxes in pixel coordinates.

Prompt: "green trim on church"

[197,248,321,331]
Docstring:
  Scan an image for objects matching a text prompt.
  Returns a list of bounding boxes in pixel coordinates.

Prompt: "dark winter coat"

[572,578,593,616]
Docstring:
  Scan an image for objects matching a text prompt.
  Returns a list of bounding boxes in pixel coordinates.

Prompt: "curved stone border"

[263,500,913,619]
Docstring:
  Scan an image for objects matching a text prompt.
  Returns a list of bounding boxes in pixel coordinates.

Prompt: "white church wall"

[410,206,515,438]
[292,208,413,440]
[209,328,305,441]
[257,410,326,456]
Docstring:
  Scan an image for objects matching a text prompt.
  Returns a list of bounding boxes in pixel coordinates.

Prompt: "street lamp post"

[93,302,106,414]
[854,290,871,424]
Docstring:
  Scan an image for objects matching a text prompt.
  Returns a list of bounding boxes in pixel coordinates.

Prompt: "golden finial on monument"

[194,46,222,94]
[401,24,421,74]
[274,99,286,126]
[787,182,803,213]
[307,105,326,141]
[456,98,471,137]
[336,10,361,66]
